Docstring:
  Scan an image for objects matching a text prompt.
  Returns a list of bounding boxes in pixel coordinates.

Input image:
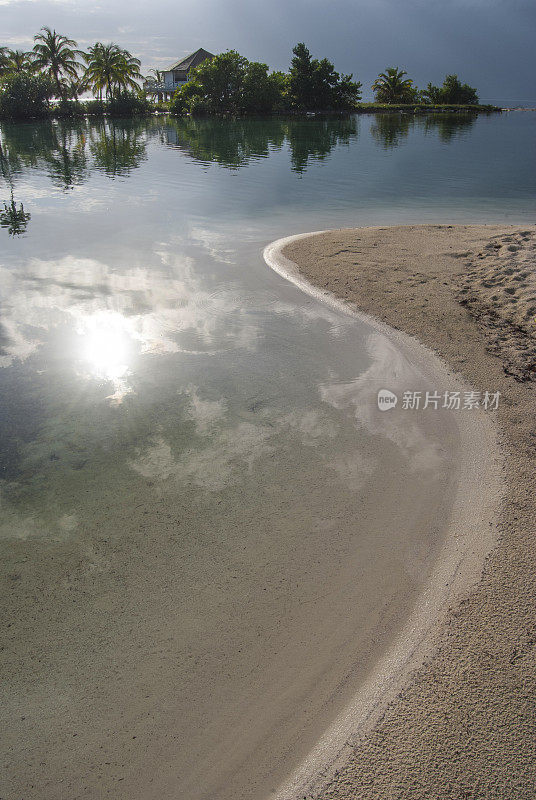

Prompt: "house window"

[173,70,188,83]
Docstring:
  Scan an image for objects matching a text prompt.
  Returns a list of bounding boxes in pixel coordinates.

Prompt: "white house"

[147,48,215,100]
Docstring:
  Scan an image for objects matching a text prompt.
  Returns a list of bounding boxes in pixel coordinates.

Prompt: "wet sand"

[280,224,536,799]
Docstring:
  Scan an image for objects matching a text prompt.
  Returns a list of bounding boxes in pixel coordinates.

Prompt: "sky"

[1,0,535,102]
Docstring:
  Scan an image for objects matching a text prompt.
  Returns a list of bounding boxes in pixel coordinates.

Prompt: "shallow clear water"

[0,113,534,800]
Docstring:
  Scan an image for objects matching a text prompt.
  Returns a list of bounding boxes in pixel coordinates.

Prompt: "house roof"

[166,48,214,73]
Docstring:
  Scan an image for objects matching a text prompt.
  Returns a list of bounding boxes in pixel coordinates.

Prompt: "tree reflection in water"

[0,111,479,238]
[0,118,153,236]
[371,111,477,148]
[89,118,150,177]
[0,137,30,235]
[0,193,31,236]
[161,115,359,173]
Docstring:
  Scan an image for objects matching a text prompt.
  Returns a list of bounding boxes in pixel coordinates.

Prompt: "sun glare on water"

[78,312,133,401]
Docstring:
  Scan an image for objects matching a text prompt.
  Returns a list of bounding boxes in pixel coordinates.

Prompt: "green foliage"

[85,98,106,115]
[355,103,495,112]
[240,63,288,113]
[420,82,442,104]
[107,91,151,116]
[171,44,361,115]
[421,74,479,105]
[153,99,171,113]
[171,79,204,115]
[288,43,316,109]
[3,50,34,74]
[372,67,417,103]
[54,98,84,118]
[171,50,290,115]
[0,47,9,76]
[32,27,82,100]
[1,30,486,119]
[0,71,52,119]
[82,43,143,100]
[193,50,246,114]
[288,43,362,110]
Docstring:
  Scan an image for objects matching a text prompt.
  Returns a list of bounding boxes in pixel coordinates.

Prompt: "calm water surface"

[0,113,534,800]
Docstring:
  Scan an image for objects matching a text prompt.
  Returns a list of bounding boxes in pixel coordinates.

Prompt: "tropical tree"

[240,63,287,113]
[172,50,287,115]
[288,43,317,109]
[81,43,107,99]
[0,71,53,120]
[288,43,361,111]
[32,27,81,100]
[0,47,9,75]
[145,67,163,86]
[114,49,143,95]
[82,43,143,100]
[372,67,417,104]
[421,74,478,105]
[420,82,442,104]
[144,69,165,100]
[189,50,248,114]
[4,50,34,73]
[171,45,361,116]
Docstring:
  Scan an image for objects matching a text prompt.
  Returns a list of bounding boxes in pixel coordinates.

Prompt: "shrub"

[0,72,52,120]
[154,99,170,113]
[85,98,106,115]
[421,75,479,105]
[107,91,151,116]
[187,96,213,117]
[53,98,84,118]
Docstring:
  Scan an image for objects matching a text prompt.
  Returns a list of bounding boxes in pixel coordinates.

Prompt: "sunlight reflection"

[77,311,133,403]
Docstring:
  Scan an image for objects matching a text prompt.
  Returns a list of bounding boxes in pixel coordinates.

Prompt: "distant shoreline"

[0,103,505,123]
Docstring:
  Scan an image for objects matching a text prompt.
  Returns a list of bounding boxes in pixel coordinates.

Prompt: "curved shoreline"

[264,230,505,799]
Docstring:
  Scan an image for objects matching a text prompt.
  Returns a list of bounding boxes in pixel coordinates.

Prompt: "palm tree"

[81,43,108,100]
[144,68,164,100]
[372,67,416,104]
[32,27,82,100]
[115,49,143,95]
[0,47,10,76]
[82,43,142,100]
[5,50,34,73]
[147,68,163,83]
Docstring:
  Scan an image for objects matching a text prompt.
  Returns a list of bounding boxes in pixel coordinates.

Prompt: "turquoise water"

[0,113,534,800]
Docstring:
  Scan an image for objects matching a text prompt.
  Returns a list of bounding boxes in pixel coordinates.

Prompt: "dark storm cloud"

[1,0,534,101]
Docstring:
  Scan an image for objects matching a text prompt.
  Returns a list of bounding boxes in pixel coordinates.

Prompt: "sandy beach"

[280,224,536,799]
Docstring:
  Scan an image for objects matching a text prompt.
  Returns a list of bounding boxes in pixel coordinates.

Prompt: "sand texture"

[282,224,536,800]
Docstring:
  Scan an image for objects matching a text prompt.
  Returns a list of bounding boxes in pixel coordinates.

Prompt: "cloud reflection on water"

[0,248,259,390]
[320,332,445,473]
